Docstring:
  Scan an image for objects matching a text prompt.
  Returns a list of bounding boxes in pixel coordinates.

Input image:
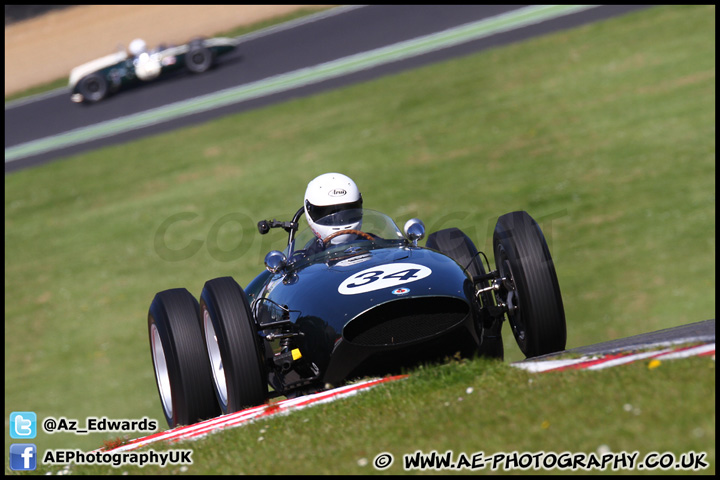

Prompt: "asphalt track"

[551,318,715,357]
[5,5,654,173]
[4,4,714,348]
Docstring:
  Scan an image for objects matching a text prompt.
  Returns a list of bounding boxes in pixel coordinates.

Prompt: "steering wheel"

[323,229,374,245]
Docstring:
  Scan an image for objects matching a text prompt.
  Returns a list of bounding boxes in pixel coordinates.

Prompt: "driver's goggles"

[305,198,363,223]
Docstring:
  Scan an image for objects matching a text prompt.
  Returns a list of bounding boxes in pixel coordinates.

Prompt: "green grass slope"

[5,5,714,474]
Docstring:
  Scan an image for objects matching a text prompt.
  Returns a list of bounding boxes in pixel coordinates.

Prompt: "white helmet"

[129,38,147,56]
[304,173,363,243]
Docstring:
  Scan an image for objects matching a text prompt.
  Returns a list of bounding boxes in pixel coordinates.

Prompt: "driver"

[129,37,162,81]
[303,173,366,252]
[128,38,148,57]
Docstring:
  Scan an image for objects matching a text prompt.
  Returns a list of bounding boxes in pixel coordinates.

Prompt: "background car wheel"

[148,288,221,428]
[200,277,267,414]
[493,211,566,358]
[426,227,503,359]
[186,45,214,73]
[77,73,108,103]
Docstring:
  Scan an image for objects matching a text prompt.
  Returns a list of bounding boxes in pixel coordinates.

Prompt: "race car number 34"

[338,263,431,295]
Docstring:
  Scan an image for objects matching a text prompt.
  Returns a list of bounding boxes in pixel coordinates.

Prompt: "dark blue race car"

[148,208,566,428]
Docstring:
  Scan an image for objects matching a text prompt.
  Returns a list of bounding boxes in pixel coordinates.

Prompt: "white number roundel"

[338,263,432,295]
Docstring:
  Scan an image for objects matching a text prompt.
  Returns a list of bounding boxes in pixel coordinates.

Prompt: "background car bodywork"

[69,36,239,103]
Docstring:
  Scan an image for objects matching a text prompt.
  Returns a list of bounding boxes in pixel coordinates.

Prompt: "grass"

[33,355,717,475]
[5,5,715,475]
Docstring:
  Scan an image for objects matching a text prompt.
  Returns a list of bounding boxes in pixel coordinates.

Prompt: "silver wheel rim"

[150,323,173,420]
[203,309,228,410]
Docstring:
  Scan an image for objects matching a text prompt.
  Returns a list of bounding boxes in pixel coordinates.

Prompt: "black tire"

[493,211,566,357]
[148,289,221,428]
[426,227,503,359]
[77,73,108,103]
[200,277,267,414]
[186,46,214,73]
[426,227,487,279]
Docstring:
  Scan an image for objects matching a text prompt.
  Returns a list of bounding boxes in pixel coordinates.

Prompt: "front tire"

[77,73,108,103]
[148,289,221,428]
[493,211,566,357]
[200,277,267,414]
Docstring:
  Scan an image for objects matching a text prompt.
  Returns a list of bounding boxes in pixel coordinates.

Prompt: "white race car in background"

[69,36,238,103]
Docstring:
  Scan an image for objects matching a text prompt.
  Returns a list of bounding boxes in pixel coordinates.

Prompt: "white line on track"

[97,375,407,453]
[513,342,715,373]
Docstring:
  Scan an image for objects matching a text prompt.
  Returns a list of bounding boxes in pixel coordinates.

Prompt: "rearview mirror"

[264,250,287,273]
[403,218,425,246]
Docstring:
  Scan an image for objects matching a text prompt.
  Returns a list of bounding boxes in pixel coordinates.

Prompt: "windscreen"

[284,209,406,265]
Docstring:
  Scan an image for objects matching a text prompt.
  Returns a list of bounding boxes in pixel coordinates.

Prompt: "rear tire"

[186,45,214,73]
[200,277,267,414]
[493,211,566,357]
[426,227,503,359]
[148,289,221,428]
